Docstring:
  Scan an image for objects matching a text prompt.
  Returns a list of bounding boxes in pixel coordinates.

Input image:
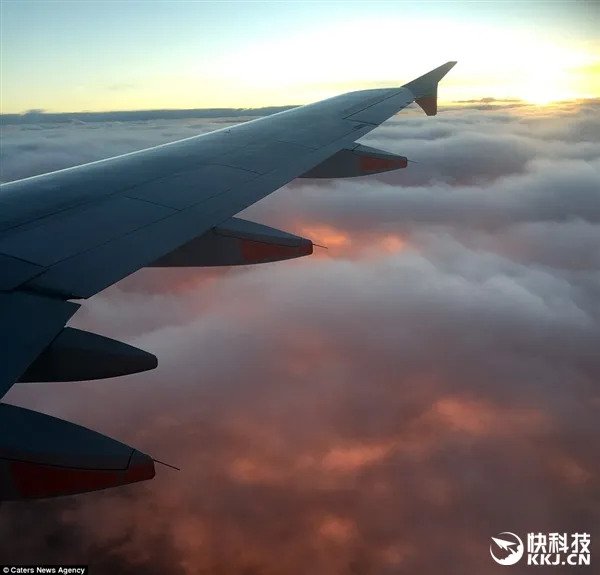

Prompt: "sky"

[0,96,599,573]
[1,0,599,113]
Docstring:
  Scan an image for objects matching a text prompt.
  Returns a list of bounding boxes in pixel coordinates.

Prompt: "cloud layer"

[1,100,599,574]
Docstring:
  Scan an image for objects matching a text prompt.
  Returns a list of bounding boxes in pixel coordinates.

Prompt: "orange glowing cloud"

[300,225,352,249]
[431,397,551,437]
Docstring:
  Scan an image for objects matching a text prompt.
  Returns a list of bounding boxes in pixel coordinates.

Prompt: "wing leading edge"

[0,61,457,500]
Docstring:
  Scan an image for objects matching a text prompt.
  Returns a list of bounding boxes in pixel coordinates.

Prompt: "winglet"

[403,61,457,116]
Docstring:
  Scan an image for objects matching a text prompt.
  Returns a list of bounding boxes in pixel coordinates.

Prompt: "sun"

[515,51,596,106]
[521,89,564,106]
[521,87,585,106]
[518,72,571,105]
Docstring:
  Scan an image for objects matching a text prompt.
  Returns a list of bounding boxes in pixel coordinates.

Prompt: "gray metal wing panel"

[0,120,280,234]
[275,119,368,148]
[216,140,316,174]
[339,88,398,116]
[0,254,44,290]
[344,88,415,125]
[0,141,200,233]
[0,197,176,267]
[124,164,260,210]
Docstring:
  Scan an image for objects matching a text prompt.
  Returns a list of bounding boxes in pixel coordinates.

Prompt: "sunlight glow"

[2,8,598,112]
[208,20,599,106]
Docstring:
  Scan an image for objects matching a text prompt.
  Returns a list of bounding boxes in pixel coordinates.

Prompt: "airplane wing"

[0,61,457,500]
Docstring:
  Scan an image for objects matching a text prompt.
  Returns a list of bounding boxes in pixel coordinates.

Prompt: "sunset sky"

[1,0,599,113]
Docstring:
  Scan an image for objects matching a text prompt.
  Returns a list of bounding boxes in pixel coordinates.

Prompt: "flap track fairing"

[149,217,313,268]
[0,403,155,500]
[300,144,408,179]
[17,327,158,383]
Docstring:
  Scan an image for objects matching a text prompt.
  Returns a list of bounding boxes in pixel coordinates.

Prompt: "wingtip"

[441,61,458,72]
[405,61,458,90]
[409,61,457,116]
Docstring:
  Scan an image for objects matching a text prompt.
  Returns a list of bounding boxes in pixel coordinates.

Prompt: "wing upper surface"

[0,97,386,298]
